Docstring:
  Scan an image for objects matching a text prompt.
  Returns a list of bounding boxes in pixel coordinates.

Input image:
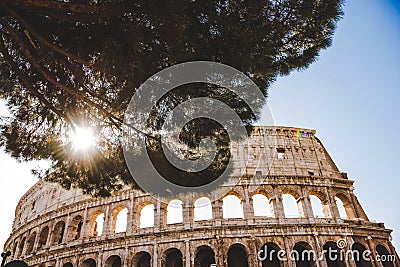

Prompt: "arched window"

[167,200,183,224]
[63,263,74,267]
[140,204,154,228]
[81,258,96,267]
[18,237,26,256]
[94,213,105,236]
[282,194,300,218]
[222,195,244,219]
[310,195,325,218]
[352,242,373,267]
[252,194,273,217]
[335,197,348,219]
[376,244,394,267]
[70,215,83,240]
[194,197,212,221]
[133,251,151,267]
[323,241,345,267]
[12,241,18,257]
[259,242,283,267]
[227,244,248,267]
[194,246,216,267]
[51,221,65,245]
[37,226,49,250]
[293,242,316,267]
[164,248,183,267]
[115,207,128,233]
[105,255,122,267]
[25,231,36,255]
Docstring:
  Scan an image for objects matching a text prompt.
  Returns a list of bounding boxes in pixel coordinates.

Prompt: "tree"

[0,0,344,197]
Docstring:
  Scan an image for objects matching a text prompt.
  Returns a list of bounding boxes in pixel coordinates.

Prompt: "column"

[243,187,254,221]
[182,199,193,229]
[45,220,55,249]
[62,214,71,244]
[272,191,285,220]
[283,236,296,267]
[366,237,379,267]
[314,234,327,267]
[102,205,111,235]
[300,187,314,220]
[153,241,158,267]
[249,237,258,267]
[215,236,225,267]
[81,206,89,238]
[185,239,190,267]
[326,190,341,221]
[127,192,136,235]
[212,199,223,226]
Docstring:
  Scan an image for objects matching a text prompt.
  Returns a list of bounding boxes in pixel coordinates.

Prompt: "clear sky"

[0,0,399,254]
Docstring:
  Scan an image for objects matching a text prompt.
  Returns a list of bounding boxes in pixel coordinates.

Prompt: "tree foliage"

[0,0,343,197]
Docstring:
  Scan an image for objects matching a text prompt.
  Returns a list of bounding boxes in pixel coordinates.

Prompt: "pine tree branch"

[5,8,92,66]
[0,0,131,14]
[0,17,159,141]
[7,7,119,108]
[0,34,74,127]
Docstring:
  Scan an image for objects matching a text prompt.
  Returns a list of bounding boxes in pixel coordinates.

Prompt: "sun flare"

[69,126,96,151]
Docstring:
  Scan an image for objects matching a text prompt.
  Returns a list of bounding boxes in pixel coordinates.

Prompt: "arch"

[164,248,183,267]
[25,231,36,255]
[18,237,26,256]
[252,194,273,217]
[194,197,212,221]
[222,194,244,219]
[51,221,66,245]
[167,200,183,224]
[282,193,300,218]
[63,263,74,267]
[37,226,49,250]
[227,243,248,267]
[88,211,105,237]
[12,241,18,257]
[376,244,394,267]
[4,261,29,267]
[194,245,216,267]
[81,258,96,267]
[323,241,346,267]
[70,215,83,240]
[293,242,316,267]
[351,242,373,267]
[110,206,128,233]
[335,197,347,219]
[94,212,105,236]
[140,204,155,228]
[310,195,325,218]
[335,194,355,219]
[132,251,151,267]
[259,242,282,267]
[105,255,122,267]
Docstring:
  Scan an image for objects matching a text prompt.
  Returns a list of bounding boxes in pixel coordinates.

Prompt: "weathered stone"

[3,127,399,267]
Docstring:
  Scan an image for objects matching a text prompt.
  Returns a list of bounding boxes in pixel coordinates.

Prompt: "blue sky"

[261,0,400,249]
[0,0,399,255]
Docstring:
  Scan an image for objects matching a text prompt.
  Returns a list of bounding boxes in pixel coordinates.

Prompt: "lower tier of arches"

[6,229,398,267]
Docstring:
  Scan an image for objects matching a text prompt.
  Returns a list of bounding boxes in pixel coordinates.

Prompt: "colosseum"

[2,126,399,267]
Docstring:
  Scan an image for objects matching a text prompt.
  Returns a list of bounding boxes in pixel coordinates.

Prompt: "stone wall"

[3,127,399,267]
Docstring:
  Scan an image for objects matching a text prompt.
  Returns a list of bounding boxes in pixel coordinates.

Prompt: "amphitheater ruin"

[2,126,399,267]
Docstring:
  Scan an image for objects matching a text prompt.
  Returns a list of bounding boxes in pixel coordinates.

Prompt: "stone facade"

[3,126,399,267]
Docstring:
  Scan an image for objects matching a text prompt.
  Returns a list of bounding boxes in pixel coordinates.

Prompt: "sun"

[69,126,96,151]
